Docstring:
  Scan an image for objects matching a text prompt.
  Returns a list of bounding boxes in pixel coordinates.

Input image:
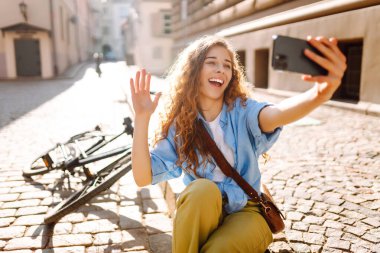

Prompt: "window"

[151,10,172,37]
[164,14,171,20]
[254,49,269,89]
[333,40,363,102]
[236,50,246,76]
[162,11,171,35]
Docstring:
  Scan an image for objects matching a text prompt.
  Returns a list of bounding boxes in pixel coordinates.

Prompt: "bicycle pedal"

[83,167,94,179]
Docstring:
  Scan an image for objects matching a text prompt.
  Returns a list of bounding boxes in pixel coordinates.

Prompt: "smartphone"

[272,35,327,76]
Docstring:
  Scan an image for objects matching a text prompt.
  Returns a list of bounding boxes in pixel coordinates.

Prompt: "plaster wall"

[0,0,50,29]
[228,5,380,104]
[135,1,173,75]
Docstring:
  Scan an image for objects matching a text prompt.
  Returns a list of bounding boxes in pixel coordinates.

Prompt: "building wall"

[122,10,137,64]
[171,0,380,105]
[0,0,52,78]
[77,0,92,61]
[133,0,173,75]
[226,5,380,104]
[0,30,7,77]
[52,0,83,74]
[89,0,103,53]
[111,3,129,59]
[0,0,93,78]
[99,3,113,55]
[0,0,51,29]
[96,0,129,60]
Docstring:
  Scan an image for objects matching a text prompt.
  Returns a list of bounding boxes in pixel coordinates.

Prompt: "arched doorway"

[102,44,111,56]
[102,44,116,61]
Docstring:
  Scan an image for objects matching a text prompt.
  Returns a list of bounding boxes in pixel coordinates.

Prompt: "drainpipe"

[49,0,58,75]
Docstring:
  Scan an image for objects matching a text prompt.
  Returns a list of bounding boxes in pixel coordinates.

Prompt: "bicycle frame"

[45,117,134,174]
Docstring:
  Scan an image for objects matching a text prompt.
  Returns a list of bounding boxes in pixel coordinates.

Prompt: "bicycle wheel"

[44,152,132,224]
[23,130,108,177]
[22,141,82,177]
[68,127,107,142]
[22,155,51,177]
[22,144,70,177]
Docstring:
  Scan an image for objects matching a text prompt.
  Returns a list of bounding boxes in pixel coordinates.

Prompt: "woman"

[129,35,346,252]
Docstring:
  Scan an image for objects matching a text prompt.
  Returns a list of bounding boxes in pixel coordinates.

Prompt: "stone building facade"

[122,0,173,75]
[171,0,380,106]
[0,0,94,79]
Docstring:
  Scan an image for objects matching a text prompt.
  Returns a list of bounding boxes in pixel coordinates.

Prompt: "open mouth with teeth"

[209,78,224,87]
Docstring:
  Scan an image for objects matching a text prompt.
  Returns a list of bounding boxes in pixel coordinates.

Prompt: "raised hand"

[302,36,347,101]
[130,69,161,119]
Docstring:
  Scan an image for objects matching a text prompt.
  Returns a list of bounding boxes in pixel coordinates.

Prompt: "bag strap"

[196,120,261,202]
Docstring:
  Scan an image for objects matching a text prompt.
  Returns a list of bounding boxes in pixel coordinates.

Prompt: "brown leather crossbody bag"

[197,120,285,234]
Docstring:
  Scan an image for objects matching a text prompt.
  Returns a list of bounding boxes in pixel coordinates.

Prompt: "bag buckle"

[259,199,272,214]
[260,198,286,220]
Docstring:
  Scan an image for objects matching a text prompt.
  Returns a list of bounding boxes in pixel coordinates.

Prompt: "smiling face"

[198,45,233,109]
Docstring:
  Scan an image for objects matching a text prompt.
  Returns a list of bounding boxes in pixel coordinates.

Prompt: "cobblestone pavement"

[0,62,380,253]
[0,63,172,252]
[254,94,380,253]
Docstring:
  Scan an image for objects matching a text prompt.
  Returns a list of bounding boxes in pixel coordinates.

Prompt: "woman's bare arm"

[259,36,347,133]
[129,69,161,186]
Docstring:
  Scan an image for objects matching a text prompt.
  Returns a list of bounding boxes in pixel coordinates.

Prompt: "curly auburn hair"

[156,35,249,176]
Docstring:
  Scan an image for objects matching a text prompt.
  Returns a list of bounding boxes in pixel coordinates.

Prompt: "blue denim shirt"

[150,98,282,213]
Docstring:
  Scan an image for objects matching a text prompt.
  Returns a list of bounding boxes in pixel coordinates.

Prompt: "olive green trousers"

[172,179,273,253]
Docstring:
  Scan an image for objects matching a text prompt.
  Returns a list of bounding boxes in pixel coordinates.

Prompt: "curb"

[0,62,91,82]
[56,61,92,80]
[158,176,186,218]
[254,87,380,117]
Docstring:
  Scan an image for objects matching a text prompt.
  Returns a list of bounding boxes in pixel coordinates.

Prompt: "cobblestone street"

[0,63,379,252]
[255,93,380,253]
[0,63,172,253]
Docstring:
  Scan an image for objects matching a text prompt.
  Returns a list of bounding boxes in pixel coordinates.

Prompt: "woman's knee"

[177,179,222,207]
[173,179,223,250]
[201,232,272,253]
[201,236,237,253]
[200,207,273,253]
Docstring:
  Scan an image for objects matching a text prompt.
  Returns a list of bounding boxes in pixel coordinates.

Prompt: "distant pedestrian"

[93,52,102,77]
[129,35,346,252]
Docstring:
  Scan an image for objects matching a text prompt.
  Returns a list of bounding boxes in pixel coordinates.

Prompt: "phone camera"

[273,54,288,70]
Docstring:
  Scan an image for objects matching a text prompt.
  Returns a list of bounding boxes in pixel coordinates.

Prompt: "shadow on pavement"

[0,63,90,130]
[34,204,170,251]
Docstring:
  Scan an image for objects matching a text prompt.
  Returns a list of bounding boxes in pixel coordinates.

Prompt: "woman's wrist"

[311,84,333,105]
[134,113,151,125]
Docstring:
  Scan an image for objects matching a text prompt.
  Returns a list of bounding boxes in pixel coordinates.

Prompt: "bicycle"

[22,117,134,224]
[23,117,134,178]
[44,151,132,224]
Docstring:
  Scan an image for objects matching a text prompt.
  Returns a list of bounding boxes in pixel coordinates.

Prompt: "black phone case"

[272,35,327,76]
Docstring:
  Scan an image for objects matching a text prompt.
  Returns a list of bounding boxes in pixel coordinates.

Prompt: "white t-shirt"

[207,112,235,182]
